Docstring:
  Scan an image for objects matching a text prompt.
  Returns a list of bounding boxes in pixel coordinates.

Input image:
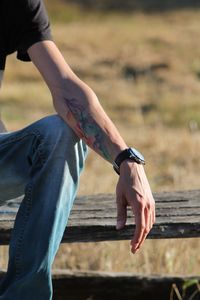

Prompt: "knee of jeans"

[36,114,78,143]
[35,115,88,159]
[50,115,88,159]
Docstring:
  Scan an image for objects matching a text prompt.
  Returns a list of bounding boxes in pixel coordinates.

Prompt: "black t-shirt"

[0,0,53,70]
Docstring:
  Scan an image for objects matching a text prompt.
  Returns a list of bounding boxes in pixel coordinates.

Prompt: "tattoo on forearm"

[64,97,112,162]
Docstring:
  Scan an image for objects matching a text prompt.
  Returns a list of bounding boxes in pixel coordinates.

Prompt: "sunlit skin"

[26,40,155,254]
[64,98,112,162]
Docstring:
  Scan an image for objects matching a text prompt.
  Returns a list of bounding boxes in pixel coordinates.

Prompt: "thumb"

[116,195,127,230]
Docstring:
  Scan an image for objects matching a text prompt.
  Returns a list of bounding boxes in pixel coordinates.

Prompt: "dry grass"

[0,5,200,276]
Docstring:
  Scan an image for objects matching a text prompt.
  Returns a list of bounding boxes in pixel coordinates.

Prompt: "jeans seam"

[0,132,34,148]
[11,130,47,277]
[15,183,33,278]
[31,130,46,166]
[0,130,47,165]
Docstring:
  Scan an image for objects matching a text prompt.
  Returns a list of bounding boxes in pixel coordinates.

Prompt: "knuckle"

[138,201,145,211]
[147,199,155,211]
[146,202,151,210]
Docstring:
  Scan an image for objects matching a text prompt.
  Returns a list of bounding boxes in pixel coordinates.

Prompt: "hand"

[116,160,155,254]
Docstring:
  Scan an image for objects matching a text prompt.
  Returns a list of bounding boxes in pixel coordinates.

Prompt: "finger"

[130,201,145,253]
[116,194,127,230]
[151,209,155,227]
[135,207,151,251]
[150,200,155,226]
[136,200,156,252]
[150,210,154,229]
[153,205,156,224]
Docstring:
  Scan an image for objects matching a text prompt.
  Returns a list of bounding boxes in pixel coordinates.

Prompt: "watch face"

[130,148,145,163]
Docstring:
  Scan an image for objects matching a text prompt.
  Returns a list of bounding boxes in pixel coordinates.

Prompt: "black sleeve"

[16,0,53,62]
[0,56,6,71]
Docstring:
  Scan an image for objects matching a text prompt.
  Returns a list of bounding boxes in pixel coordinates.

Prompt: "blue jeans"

[0,114,88,299]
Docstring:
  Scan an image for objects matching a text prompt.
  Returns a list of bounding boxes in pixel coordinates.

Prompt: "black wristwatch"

[113,147,145,175]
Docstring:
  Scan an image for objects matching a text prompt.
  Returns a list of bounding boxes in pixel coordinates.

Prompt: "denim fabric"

[0,114,88,299]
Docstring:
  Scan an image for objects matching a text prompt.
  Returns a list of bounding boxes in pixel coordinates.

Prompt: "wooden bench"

[0,189,200,299]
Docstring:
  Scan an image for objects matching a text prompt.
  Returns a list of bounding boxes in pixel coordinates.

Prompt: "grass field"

[0,2,200,276]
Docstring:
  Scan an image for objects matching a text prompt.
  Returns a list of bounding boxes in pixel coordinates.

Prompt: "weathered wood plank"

[0,190,200,244]
[1,270,199,300]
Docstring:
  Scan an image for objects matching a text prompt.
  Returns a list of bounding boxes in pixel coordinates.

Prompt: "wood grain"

[0,190,200,245]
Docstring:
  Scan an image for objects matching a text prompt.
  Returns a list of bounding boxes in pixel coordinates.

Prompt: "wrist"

[120,159,141,173]
[113,147,145,175]
[111,145,127,161]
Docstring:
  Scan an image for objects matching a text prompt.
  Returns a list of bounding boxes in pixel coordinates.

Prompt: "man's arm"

[28,42,127,162]
[28,40,155,253]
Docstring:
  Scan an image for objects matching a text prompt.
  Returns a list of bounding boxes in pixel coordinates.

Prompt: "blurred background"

[0,0,200,276]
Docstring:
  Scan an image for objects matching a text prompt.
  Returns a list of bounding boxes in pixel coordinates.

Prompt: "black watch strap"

[113,147,145,175]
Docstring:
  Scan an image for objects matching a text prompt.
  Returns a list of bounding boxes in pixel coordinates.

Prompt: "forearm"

[28,41,155,254]
[52,79,127,163]
[28,41,127,163]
